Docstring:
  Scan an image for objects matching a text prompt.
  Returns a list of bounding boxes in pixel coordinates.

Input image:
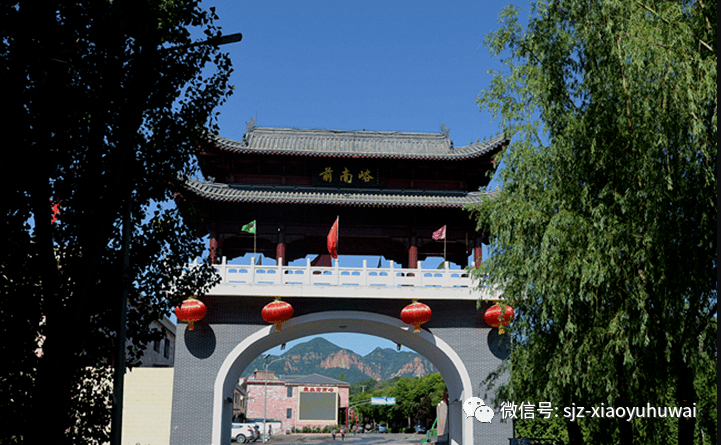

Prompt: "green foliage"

[469,1,715,444]
[0,1,233,443]
[350,373,446,429]
[350,378,380,396]
[321,424,340,433]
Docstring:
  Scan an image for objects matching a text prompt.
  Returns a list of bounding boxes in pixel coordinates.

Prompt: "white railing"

[189,257,477,288]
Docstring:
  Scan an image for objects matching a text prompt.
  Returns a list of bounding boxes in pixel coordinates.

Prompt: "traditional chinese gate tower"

[171,120,512,445]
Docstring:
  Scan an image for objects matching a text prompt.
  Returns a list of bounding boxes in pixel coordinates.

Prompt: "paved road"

[257,433,426,445]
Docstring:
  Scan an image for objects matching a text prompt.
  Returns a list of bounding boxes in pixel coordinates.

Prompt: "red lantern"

[262,299,293,331]
[400,301,431,333]
[484,303,515,334]
[174,297,207,331]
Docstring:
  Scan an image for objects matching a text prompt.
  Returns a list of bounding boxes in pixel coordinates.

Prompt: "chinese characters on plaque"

[302,387,335,392]
[313,163,385,188]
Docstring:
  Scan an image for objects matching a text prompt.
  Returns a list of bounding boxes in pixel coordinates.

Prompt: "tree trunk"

[28,327,78,445]
[676,361,696,443]
[615,355,633,445]
[566,418,583,445]
[617,415,633,445]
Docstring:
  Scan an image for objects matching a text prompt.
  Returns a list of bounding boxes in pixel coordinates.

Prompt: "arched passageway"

[170,296,511,445]
[211,311,473,445]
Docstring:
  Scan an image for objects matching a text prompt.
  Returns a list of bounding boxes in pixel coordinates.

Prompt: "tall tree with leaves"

[0,1,233,444]
[469,1,715,444]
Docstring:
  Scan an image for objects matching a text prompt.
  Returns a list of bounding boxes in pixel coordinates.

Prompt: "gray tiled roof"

[212,124,507,160]
[183,178,487,208]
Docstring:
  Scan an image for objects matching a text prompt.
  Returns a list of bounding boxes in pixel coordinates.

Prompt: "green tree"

[469,1,715,444]
[0,1,233,443]
[349,373,446,429]
[350,378,379,396]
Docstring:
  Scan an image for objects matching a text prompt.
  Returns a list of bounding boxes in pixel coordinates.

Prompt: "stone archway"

[210,311,474,445]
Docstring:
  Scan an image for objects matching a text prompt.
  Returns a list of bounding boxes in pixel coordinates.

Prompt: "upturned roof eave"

[207,127,508,161]
[181,178,487,209]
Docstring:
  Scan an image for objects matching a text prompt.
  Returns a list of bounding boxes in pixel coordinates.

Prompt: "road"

[256,433,426,445]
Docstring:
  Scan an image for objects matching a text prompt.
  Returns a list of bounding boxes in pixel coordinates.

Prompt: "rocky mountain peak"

[241,338,437,384]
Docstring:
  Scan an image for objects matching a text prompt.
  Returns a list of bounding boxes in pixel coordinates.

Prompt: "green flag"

[241,220,256,234]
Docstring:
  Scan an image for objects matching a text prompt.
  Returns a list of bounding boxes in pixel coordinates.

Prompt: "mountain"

[241,337,437,384]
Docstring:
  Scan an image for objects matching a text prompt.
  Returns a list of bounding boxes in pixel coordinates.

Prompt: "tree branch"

[635,1,713,53]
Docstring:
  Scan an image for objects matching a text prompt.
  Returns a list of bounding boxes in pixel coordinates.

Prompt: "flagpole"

[444,235,447,265]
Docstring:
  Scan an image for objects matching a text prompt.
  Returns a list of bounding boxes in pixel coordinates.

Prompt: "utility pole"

[262,354,270,443]
[109,30,242,445]
[262,354,282,442]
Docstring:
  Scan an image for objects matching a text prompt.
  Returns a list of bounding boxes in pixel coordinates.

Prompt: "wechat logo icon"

[463,397,494,423]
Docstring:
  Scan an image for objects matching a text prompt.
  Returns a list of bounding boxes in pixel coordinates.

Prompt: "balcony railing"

[194,256,479,289]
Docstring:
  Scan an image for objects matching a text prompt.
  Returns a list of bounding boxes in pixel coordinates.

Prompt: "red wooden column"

[473,238,482,268]
[276,226,286,266]
[276,243,286,266]
[209,229,219,265]
[408,246,418,269]
[407,235,418,269]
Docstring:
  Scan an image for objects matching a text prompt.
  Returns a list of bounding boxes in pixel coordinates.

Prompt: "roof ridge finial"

[440,124,450,139]
[246,117,256,133]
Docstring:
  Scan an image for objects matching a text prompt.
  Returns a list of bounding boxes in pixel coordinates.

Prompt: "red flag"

[50,199,61,225]
[432,225,446,240]
[327,218,338,259]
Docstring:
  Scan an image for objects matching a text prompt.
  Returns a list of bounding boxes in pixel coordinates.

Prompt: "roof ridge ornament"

[440,124,450,139]
[246,116,256,133]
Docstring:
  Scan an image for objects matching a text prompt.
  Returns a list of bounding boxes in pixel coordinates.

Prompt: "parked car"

[247,419,282,438]
[231,423,256,443]
[378,423,388,433]
[415,424,426,434]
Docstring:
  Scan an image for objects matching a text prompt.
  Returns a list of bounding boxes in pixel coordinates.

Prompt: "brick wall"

[246,382,292,426]
[245,381,350,431]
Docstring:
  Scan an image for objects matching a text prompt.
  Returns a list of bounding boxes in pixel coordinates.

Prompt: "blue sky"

[194,0,513,357]
[202,0,511,149]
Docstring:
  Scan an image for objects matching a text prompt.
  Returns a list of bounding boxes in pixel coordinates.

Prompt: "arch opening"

[211,311,473,445]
